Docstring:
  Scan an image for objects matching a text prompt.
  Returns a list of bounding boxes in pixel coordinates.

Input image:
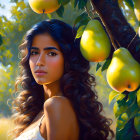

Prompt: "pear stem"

[42,9,45,19]
[84,5,95,20]
[127,32,138,49]
[90,0,118,50]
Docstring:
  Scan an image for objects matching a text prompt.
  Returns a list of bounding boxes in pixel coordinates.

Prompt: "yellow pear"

[29,0,60,14]
[80,19,111,62]
[134,0,140,21]
[106,47,140,92]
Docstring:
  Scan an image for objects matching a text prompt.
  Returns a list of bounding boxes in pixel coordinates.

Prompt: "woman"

[9,19,114,140]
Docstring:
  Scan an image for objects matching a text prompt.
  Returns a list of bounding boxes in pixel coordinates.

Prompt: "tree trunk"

[90,0,140,63]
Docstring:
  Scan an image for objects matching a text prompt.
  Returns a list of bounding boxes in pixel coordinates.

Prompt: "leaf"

[74,0,79,8]
[137,88,140,108]
[134,111,140,134]
[124,0,134,10]
[116,98,139,130]
[56,5,64,18]
[77,18,90,29]
[109,90,120,104]
[0,34,3,46]
[136,44,140,52]
[116,93,126,101]
[74,11,89,26]
[70,0,79,8]
[78,0,88,10]
[113,91,137,118]
[75,25,86,39]
[101,58,111,72]
[58,0,70,5]
[58,0,62,4]
[47,13,52,19]
[113,96,127,118]
[96,63,102,72]
[116,118,135,140]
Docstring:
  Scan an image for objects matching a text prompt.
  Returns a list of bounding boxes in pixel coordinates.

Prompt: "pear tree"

[33,0,140,139]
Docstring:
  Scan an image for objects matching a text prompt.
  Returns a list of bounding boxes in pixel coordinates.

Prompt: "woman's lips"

[35,72,47,76]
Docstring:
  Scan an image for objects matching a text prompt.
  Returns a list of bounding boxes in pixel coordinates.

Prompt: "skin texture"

[28,33,79,140]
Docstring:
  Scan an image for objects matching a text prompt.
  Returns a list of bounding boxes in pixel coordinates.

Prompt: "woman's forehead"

[31,33,61,51]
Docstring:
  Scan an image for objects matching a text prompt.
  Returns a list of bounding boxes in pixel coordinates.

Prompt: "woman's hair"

[9,19,114,139]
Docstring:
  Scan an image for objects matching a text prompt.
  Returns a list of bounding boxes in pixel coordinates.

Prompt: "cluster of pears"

[80,19,140,93]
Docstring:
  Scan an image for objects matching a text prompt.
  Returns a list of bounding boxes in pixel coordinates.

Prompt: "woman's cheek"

[48,57,64,74]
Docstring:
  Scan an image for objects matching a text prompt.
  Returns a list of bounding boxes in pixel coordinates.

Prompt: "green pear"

[80,19,111,62]
[106,47,140,92]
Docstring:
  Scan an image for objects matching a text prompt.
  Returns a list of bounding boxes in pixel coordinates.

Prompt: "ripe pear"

[134,0,140,21]
[29,0,60,14]
[106,47,140,92]
[80,19,111,62]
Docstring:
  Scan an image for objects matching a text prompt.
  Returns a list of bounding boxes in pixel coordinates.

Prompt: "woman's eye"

[48,52,57,56]
[31,51,38,55]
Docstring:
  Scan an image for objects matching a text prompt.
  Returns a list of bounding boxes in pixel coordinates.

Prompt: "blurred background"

[0,0,139,139]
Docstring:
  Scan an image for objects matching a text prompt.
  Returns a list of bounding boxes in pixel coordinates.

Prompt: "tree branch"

[90,0,140,63]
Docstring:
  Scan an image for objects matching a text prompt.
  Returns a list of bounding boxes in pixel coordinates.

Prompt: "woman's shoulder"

[43,96,79,140]
[43,96,73,114]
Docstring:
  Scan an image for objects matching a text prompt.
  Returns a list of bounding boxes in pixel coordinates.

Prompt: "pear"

[106,47,140,92]
[80,19,111,62]
[29,0,60,14]
[134,0,140,22]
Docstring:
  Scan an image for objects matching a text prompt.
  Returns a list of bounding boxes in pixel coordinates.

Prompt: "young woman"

[9,19,114,140]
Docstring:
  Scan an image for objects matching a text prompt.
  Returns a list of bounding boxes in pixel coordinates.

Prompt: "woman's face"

[29,33,64,85]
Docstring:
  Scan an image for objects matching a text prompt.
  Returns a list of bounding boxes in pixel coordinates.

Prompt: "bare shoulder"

[43,96,79,140]
[43,96,73,113]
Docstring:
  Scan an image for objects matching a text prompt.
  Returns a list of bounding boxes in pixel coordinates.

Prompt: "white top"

[14,114,45,140]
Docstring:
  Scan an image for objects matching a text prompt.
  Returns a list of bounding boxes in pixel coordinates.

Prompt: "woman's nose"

[36,53,45,66]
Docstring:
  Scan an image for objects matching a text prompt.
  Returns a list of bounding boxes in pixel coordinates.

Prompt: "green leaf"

[109,90,120,104]
[101,58,111,72]
[96,63,102,72]
[116,98,139,131]
[113,96,127,118]
[78,0,88,10]
[0,34,3,46]
[116,93,126,101]
[124,0,134,10]
[72,0,79,8]
[56,5,64,18]
[134,111,140,134]
[113,91,137,118]
[75,25,86,39]
[77,18,90,29]
[137,88,140,108]
[116,119,135,140]
[47,13,52,19]
[74,11,89,26]
[136,44,140,52]
[58,0,70,5]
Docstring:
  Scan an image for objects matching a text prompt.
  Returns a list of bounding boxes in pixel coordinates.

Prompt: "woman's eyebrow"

[30,46,60,51]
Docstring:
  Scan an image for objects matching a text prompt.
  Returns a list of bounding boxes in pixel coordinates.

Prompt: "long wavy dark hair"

[9,19,114,139]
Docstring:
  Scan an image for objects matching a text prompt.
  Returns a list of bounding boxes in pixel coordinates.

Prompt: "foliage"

[0,117,15,140]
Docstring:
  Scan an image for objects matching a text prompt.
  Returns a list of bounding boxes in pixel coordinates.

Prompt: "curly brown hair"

[9,19,114,140]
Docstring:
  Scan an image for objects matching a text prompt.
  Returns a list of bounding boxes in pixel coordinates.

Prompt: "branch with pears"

[86,0,140,139]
